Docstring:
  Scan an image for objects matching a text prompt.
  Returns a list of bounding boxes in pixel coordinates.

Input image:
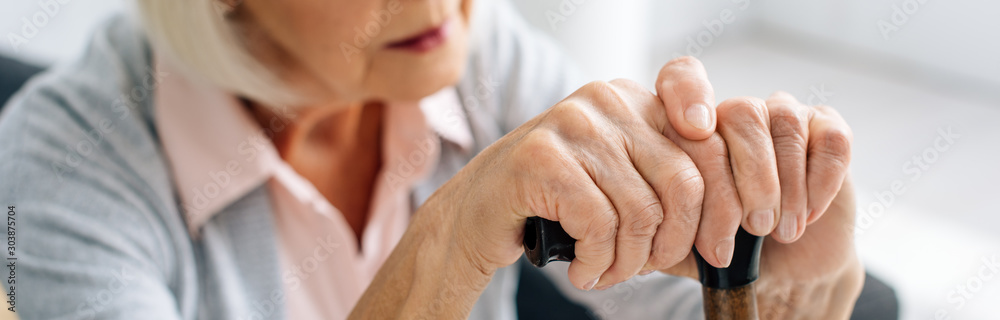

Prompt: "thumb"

[655,56,717,141]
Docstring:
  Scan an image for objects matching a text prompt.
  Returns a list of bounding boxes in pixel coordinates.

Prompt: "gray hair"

[134,0,301,107]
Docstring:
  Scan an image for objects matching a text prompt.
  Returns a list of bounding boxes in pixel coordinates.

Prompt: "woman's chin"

[382,70,464,101]
[368,27,469,102]
[370,57,467,102]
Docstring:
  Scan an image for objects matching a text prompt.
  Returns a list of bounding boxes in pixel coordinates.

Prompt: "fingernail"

[777,212,799,242]
[639,270,655,276]
[584,277,600,291]
[595,284,614,291]
[715,238,735,267]
[685,103,712,130]
[750,209,775,234]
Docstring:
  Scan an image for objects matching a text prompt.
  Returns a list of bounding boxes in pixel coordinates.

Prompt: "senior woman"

[2,0,865,319]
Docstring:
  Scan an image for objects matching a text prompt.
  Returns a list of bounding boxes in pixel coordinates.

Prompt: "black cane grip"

[693,227,764,289]
[523,217,763,290]
[523,217,576,267]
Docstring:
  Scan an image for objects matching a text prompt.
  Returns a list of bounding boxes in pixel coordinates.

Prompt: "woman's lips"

[385,19,451,53]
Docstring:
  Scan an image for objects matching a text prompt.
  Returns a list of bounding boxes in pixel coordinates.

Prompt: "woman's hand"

[653,61,863,318]
[351,61,717,319]
[440,74,713,291]
[753,175,864,319]
[748,92,863,319]
[351,56,862,319]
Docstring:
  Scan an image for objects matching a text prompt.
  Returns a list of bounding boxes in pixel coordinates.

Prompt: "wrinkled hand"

[649,57,855,268]
[652,57,863,318]
[433,65,711,291]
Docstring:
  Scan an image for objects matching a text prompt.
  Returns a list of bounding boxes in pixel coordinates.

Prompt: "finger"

[655,56,717,141]
[686,135,742,268]
[659,126,742,268]
[637,141,704,273]
[658,251,699,281]
[715,97,781,236]
[513,128,619,291]
[805,105,853,224]
[653,75,741,268]
[583,145,664,290]
[624,76,739,268]
[604,79,707,274]
[766,91,810,243]
[564,80,673,290]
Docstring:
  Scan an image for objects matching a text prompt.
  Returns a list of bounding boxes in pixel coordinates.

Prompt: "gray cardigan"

[0,1,702,319]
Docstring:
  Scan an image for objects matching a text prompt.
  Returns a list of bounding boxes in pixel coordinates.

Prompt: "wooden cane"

[524,217,764,320]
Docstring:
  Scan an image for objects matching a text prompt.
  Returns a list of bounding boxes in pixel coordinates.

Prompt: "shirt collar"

[153,56,474,237]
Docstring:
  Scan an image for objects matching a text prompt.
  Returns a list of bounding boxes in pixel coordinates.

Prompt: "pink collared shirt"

[154,58,473,320]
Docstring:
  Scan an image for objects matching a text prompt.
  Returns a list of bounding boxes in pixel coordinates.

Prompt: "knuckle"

[815,129,853,167]
[547,100,602,140]
[718,97,769,127]
[588,208,620,244]
[770,90,797,101]
[582,79,614,90]
[580,80,630,114]
[609,78,644,91]
[745,172,781,193]
[770,109,807,157]
[667,167,705,216]
[550,99,590,119]
[700,133,730,159]
[512,129,564,169]
[769,105,806,140]
[733,153,774,182]
[625,201,664,239]
[823,128,852,154]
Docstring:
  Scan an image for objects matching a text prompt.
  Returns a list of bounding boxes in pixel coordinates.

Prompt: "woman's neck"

[249,100,385,248]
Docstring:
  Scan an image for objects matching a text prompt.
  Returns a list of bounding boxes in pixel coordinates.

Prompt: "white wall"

[1,0,126,65]
[509,0,1000,101]
[752,0,1000,87]
[509,0,756,86]
[508,0,652,84]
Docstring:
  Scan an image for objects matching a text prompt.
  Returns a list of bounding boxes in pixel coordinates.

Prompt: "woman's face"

[237,0,473,105]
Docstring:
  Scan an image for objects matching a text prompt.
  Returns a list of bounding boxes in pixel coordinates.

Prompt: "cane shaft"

[702,283,759,320]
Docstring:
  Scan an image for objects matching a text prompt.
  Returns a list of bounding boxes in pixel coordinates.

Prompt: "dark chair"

[0,54,44,109]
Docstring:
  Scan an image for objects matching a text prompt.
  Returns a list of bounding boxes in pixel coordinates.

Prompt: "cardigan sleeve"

[0,18,189,320]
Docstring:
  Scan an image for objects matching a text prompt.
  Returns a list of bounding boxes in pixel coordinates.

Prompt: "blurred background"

[2,0,998,319]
